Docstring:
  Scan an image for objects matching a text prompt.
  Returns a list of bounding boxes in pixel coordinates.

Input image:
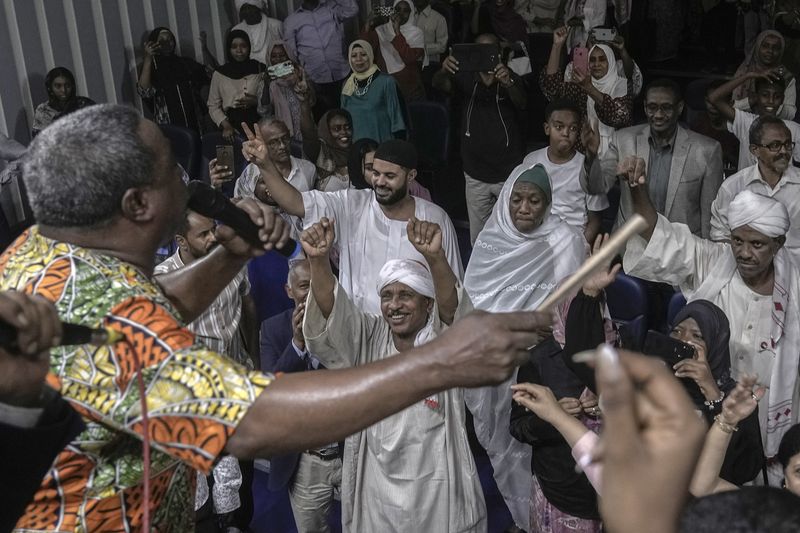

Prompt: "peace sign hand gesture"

[241,122,272,171]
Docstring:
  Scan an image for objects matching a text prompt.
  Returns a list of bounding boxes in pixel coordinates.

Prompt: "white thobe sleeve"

[301,189,352,249]
[303,282,384,369]
[623,214,728,294]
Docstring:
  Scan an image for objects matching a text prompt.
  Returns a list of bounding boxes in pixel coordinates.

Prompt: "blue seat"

[201,131,246,198]
[159,124,202,179]
[666,292,688,328]
[605,272,649,349]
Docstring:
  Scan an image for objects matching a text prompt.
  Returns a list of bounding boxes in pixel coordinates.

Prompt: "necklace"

[354,73,375,97]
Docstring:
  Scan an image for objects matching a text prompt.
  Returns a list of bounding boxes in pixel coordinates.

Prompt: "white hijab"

[464,164,586,312]
[375,0,427,74]
[582,44,627,155]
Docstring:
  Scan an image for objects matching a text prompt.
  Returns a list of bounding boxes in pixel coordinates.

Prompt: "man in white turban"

[300,216,487,532]
[620,155,800,485]
[232,0,282,63]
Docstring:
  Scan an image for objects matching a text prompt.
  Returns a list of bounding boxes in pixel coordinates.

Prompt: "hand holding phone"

[215,145,235,183]
[572,46,589,77]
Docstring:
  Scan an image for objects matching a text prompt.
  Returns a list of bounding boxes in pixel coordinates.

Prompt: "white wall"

[0,0,237,144]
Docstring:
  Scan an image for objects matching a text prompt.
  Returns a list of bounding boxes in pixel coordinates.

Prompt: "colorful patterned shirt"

[1,227,271,532]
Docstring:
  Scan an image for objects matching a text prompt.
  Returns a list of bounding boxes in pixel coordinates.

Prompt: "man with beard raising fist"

[243,128,463,314]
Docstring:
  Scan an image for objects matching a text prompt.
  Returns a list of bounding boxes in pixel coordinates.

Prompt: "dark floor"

[249,448,514,533]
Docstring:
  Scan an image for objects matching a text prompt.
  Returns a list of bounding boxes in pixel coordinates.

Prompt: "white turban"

[728,190,790,238]
[235,0,266,12]
[376,259,435,298]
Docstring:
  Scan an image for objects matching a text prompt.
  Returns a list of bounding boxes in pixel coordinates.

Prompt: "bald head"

[257,118,291,164]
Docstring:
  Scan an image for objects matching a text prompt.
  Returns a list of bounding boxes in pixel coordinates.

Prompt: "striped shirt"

[155,251,251,367]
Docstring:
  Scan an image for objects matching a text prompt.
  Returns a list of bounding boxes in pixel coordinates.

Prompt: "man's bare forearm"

[227,341,447,457]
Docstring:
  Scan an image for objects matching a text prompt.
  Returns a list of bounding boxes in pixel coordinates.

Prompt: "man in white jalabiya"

[301,216,487,532]
[242,131,462,314]
[232,0,283,63]
[620,154,800,485]
[464,164,585,531]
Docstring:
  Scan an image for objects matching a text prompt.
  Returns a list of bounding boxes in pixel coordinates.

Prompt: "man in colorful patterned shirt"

[4,104,549,532]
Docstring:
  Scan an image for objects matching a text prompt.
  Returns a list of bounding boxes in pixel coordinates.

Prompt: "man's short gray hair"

[23,104,155,228]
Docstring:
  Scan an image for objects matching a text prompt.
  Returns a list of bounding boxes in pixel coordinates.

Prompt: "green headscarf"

[515,164,551,205]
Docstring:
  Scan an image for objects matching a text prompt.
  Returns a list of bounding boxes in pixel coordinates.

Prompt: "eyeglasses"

[267,135,291,149]
[645,103,676,115]
[754,140,795,153]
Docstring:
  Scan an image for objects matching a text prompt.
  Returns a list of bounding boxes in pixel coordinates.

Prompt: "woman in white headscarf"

[464,163,586,532]
[542,26,633,155]
[362,0,426,101]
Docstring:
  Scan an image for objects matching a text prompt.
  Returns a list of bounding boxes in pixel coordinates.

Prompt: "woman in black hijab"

[32,67,95,137]
[207,29,266,141]
[137,27,213,135]
[671,300,765,485]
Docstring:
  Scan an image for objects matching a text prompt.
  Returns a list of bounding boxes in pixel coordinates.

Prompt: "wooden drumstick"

[536,214,647,312]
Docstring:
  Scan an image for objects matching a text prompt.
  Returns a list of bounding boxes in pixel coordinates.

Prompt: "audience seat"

[201,131,245,198]
[160,124,202,179]
[605,272,649,349]
[406,100,449,200]
[666,291,688,328]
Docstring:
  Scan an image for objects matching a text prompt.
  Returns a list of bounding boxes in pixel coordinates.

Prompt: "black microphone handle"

[187,181,299,258]
[0,320,102,351]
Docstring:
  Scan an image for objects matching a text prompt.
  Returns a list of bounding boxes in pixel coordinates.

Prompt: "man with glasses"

[711,115,800,262]
[583,78,723,238]
[232,118,318,233]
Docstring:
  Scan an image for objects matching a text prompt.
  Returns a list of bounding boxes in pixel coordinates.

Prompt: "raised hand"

[0,292,63,407]
[407,218,442,258]
[431,309,554,387]
[582,233,622,297]
[241,122,272,171]
[300,217,336,259]
[617,156,647,188]
[143,40,160,59]
[595,346,706,533]
[553,26,569,47]
[511,382,566,423]
[558,396,583,417]
[719,374,766,426]
[442,51,459,75]
[572,66,593,90]
[214,197,290,257]
[292,302,306,351]
[581,118,600,159]
[209,158,234,189]
[673,358,720,402]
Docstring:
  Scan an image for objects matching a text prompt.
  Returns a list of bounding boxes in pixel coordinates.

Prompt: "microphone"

[0,321,125,351]
[187,181,300,258]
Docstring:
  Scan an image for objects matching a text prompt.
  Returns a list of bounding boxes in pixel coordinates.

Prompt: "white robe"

[301,188,463,314]
[304,284,487,533]
[624,214,800,483]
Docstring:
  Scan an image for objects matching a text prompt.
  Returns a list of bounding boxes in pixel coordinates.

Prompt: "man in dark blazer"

[0,291,84,532]
[583,78,724,238]
[259,258,342,533]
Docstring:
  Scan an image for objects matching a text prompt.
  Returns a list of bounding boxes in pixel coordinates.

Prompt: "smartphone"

[642,330,696,368]
[267,61,294,80]
[452,43,501,72]
[572,46,589,76]
[591,28,617,43]
[372,5,393,25]
[215,145,234,176]
[643,330,706,404]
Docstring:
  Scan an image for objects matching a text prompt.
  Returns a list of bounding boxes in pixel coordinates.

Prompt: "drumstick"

[536,214,647,312]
